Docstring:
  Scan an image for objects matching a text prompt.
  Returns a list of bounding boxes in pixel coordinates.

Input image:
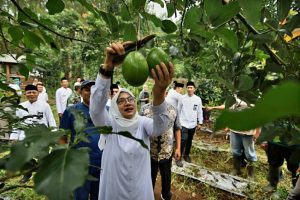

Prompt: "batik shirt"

[141,103,181,162]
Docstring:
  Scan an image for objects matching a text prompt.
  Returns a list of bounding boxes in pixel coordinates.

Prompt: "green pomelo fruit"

[146,47,170,78]
[122,51,149,87]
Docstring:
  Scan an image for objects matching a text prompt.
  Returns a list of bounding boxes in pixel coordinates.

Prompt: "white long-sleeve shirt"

[38,92,49,103]
[90,74,170,200]
[178,94,203,129]
[165,88,182,109]
[10,100,56,140]
[55,87,72,114]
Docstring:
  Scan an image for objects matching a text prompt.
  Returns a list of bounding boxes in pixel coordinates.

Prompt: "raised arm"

[143,61,174,136]
[90,42,125,126]
[90,75,111,126]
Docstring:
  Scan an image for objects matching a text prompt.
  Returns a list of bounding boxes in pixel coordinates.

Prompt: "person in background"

[32,78,46,93]
[90,42,174,200]
[36,82,48,103]
[140,90,181,200]
[60,80,102,200]
[260,120,300,193]
[165,81,184,110]
[32,78,39,86]
[106,83,119,111]
[74,77,82,87]
[67,82,82,107]
[177,81,203,165]
[9,78,22,104]
[228,97,260,180]
[12,84,56,183]
[139,84,149,108]
[56,77,72,121]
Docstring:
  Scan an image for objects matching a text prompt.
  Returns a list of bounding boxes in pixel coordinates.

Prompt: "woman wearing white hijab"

[90,42,174,200]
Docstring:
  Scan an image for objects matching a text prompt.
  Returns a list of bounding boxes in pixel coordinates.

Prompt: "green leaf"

[18,64,30,79]
[204,0,240,28]
[123,23,137,41]
[190,25,213,39]
[277,0,292,22]
[120,5,131,21]
[97,126,148,149]
[238,0,262,26]
[215,81,300,131]
[161,20,177,33]
[5,125,63,172]
[237,74,253,91]
[0,82,15,92]
[8,26,24,44]
[166,3,176,18]
[23,30,44,49]
[99,11,119,34]
[34,149,89,200]
[46,0,65,15]
[184,7,202,29]
[225,95,236,109]
[132,0,146,10]
[215,28,238,52]
[248,33,274,44]
[143,13,162,27]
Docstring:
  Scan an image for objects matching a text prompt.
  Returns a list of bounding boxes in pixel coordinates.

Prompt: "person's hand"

[174,148,181,160]
[260,142,268,151]
[196,124,202,131]
[152,62,174,92]
[103,42,127,70]
[206,106,213,111]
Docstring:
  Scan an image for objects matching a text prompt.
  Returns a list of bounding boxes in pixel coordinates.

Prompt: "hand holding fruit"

[103,42,126,70]
[152,61,174,106]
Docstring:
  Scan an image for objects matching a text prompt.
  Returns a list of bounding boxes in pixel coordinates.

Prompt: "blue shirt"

[60,102,102,174]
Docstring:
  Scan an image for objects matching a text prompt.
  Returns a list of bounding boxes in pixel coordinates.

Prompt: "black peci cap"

[25,84,38,91]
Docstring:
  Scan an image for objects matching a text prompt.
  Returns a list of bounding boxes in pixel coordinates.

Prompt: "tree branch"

[179,0,188,44]
[10,0,101,46]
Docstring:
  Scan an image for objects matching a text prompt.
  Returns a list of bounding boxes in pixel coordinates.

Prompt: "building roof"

[0,54,26,64]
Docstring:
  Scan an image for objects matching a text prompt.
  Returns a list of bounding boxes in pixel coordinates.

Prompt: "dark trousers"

[151,157,172,200]
[74,170,100,200]
[267,142,300,186]
[181,127,196,157]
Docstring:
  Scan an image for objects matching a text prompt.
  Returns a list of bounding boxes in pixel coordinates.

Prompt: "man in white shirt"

[165,81,184,110]
[12,84,56,183]
[36,82,48,103]
[55,77,72,120]
[177,81,203,164]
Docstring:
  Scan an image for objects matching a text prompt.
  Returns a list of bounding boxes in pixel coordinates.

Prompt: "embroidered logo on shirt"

[193,104,198,111]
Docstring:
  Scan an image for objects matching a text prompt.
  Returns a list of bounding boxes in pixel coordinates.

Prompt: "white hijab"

[98,88,139,150]
[109,88,139,134]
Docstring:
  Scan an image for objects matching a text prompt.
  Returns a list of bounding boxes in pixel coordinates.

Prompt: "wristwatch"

[99,64,114,77]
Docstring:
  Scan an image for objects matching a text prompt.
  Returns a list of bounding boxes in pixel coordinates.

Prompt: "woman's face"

[117,92,137,119]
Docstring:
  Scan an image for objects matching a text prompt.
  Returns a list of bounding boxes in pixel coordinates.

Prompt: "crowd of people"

[8,42,300,200]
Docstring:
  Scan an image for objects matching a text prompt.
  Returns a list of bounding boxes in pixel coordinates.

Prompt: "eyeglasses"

[117,96,136,105]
